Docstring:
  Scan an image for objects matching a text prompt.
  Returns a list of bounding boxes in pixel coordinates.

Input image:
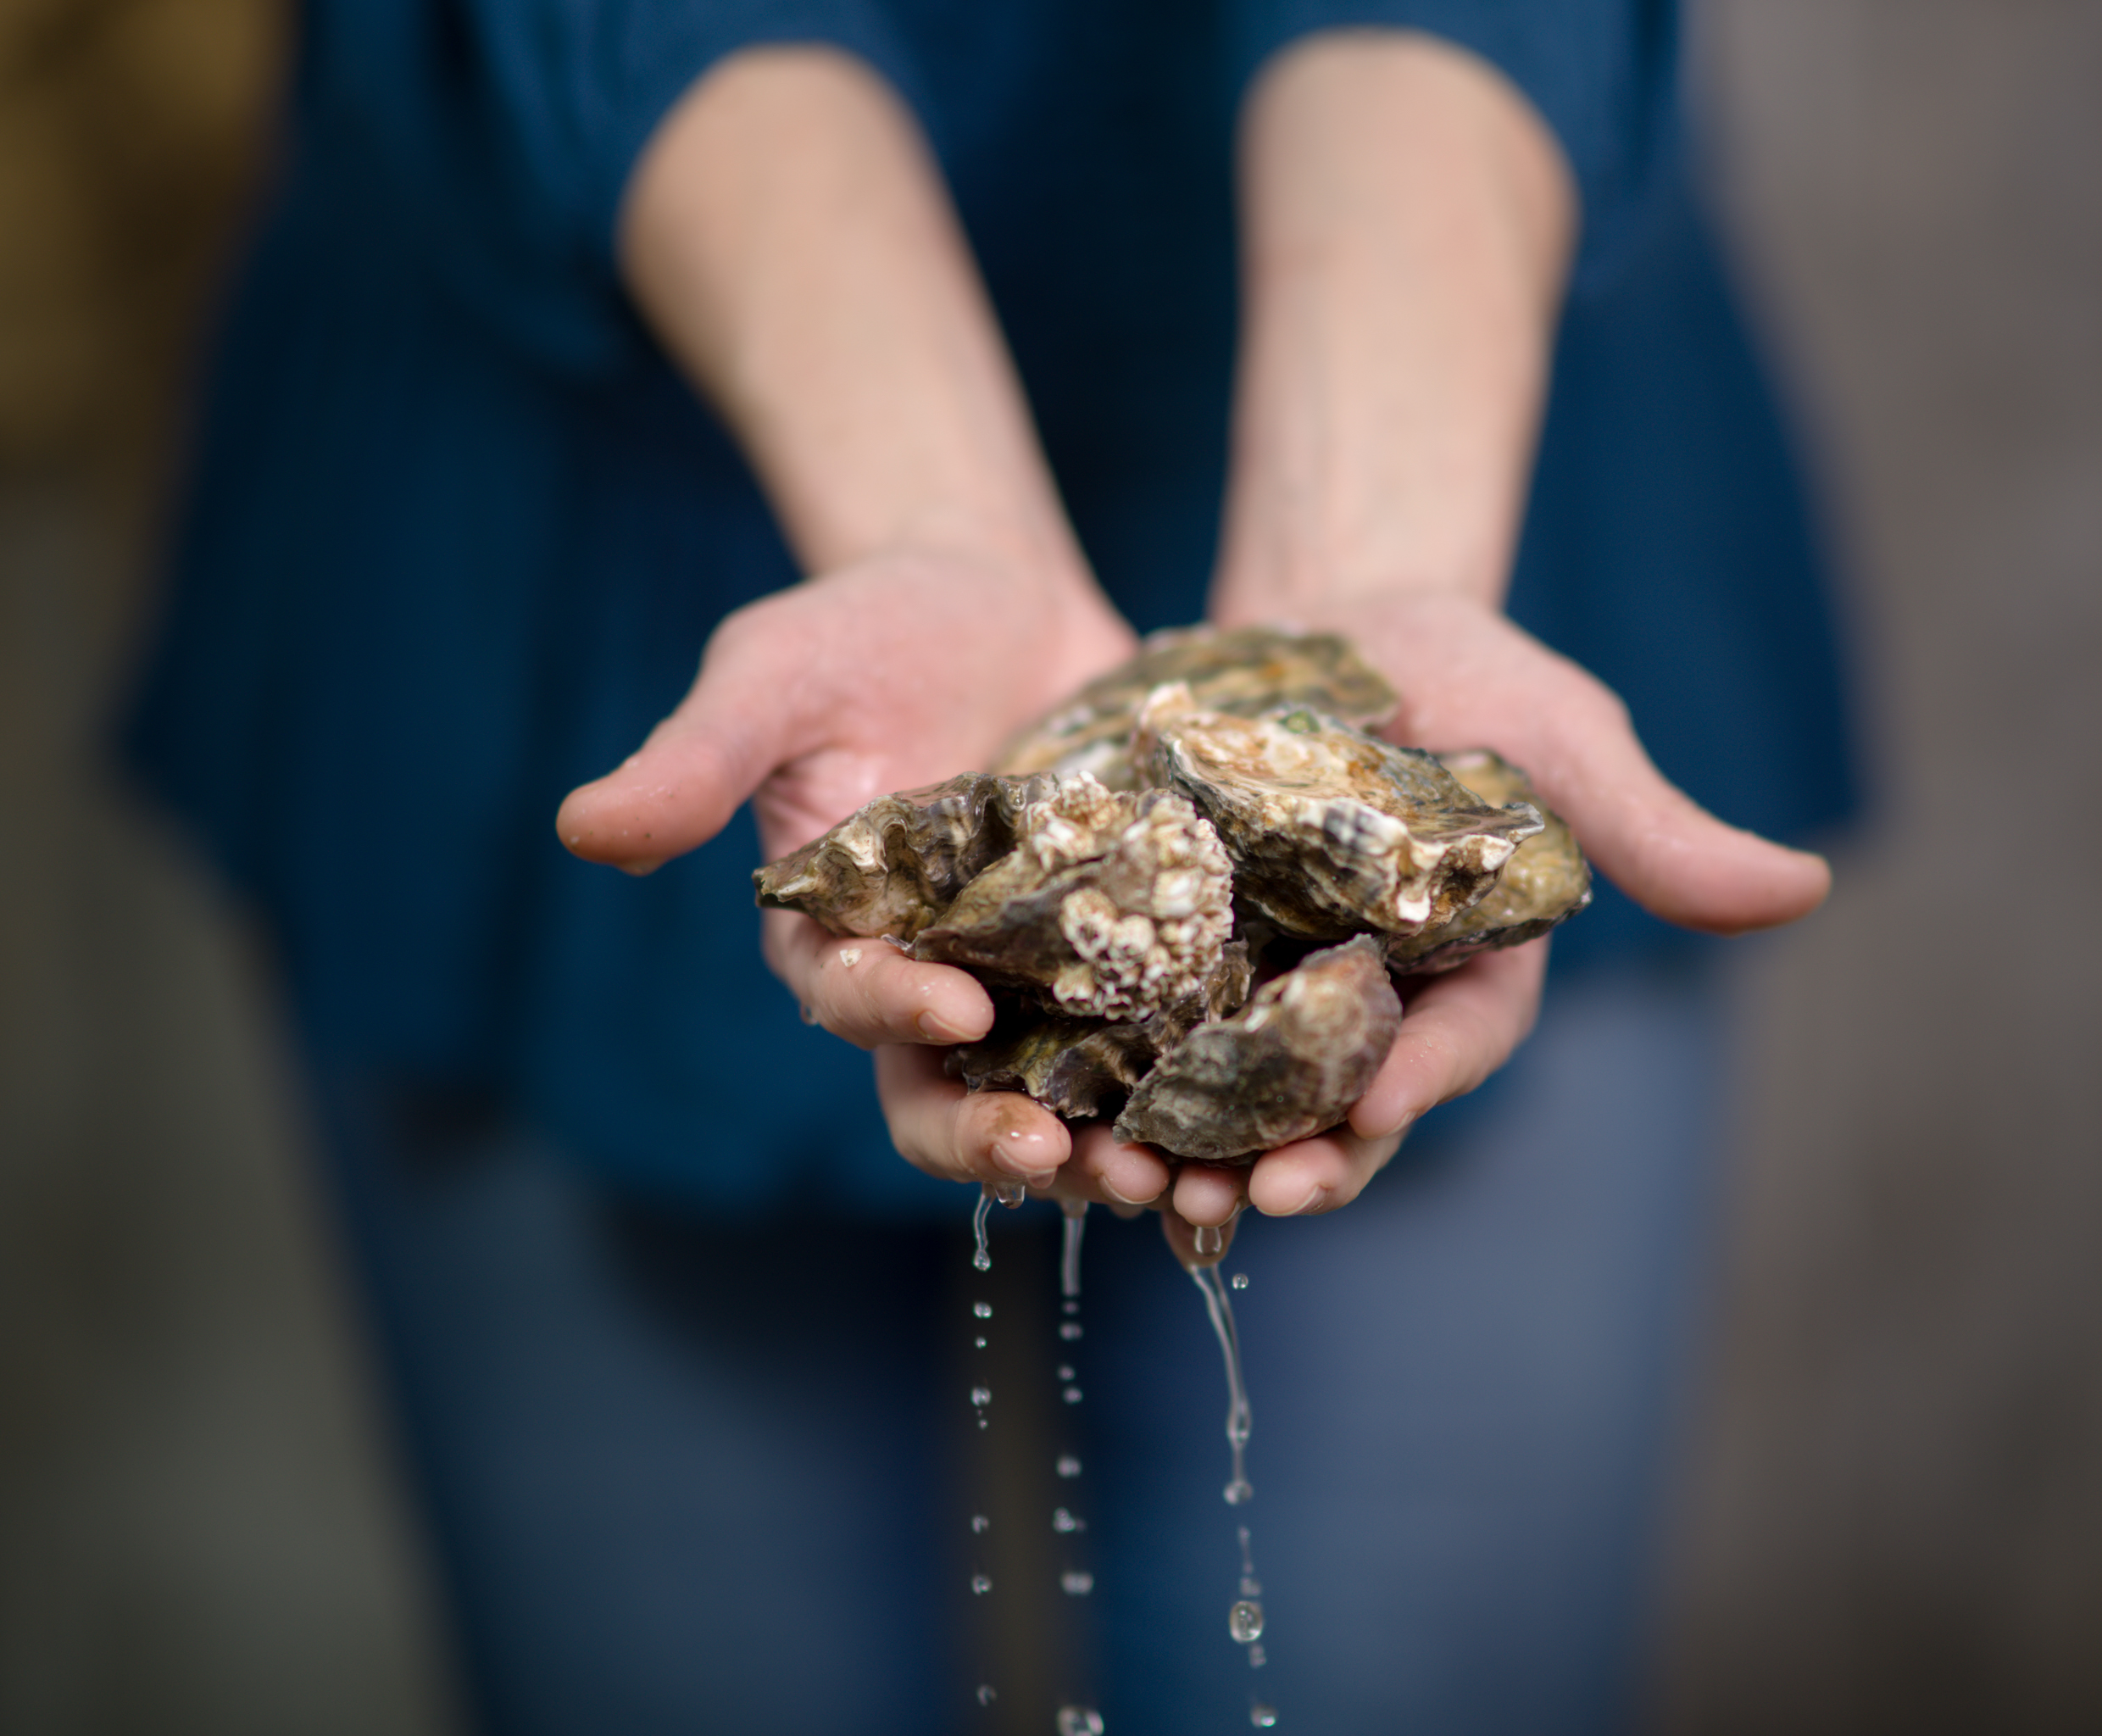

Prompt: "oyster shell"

[913,776,1248,1023]
[948,1012,1162,1121]
[753,626,1594,1160]
[1387,752,1593,974]
[997,625,1397,790]
[753,771,1038,941]
[1138,694,1544,943]
[1113,937,1402,1164]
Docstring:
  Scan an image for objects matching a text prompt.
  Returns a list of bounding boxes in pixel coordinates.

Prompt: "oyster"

[1113,938,1401,1164]
[913,776,1247,1023]
[1387,753,1593,974]
[753,772,1037,941]
[753,626,1593,1161]
[1138,693,1544,943]
[948,1012,1162,1121]
[998,625,1397,789]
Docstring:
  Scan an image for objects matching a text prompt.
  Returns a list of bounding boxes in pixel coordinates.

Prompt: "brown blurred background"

[1,1,2095,1730]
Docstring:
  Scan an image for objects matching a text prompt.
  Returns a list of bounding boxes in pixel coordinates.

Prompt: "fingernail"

[618,857,666,877]
[917,1010,972,1043]
[1099,1176,1154,1207]
[1283,1183,1327,1217]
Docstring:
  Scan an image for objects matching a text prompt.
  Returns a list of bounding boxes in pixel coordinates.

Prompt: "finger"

[765,911,993,1048]
[1467,648,1831,936]
[1244,1125,1407,1216]
[1064,1123,1172,1216]
[1159,1197,1243,1267]
[1171,1162,1248,1229]
[876,1046,1071,1187]
[1349,939,1547,1140]
[1365,597,1831,935]
[556,602,822,871]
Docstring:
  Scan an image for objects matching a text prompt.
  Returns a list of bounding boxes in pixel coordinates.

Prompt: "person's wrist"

[1210,527,1507,628]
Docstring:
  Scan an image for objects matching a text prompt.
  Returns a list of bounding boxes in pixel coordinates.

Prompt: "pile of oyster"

[754,628,1590,1164]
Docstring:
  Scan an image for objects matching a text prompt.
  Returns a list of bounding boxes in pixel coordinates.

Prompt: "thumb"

[555,613,815,872]
[1515,673,1831,935]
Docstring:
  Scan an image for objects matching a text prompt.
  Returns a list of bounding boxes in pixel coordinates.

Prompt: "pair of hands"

[556,552,1830,1266]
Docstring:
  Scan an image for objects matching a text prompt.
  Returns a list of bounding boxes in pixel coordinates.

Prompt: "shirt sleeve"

[304,0,922,375]
[1226,0,1682,272]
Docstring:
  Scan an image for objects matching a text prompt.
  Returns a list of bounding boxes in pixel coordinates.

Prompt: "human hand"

[1153,588,1830,1249]
[556,549,1172,1204]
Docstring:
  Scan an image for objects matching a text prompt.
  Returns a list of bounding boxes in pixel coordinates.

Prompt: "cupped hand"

[1148,588,1833,1248]
[558,548,1138,1194]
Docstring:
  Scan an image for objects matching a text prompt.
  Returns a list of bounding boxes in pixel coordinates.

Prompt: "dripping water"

[1190,1263,1253,1506]
[1055,1708,1104,1736]
[971,1188,994,1271]
[1193,1252,1278,1723]
[1059,1199,1087,1299]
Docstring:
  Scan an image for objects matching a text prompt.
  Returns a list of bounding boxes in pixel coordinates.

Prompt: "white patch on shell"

[837,948,863,968]
[1042,790,1234,1019]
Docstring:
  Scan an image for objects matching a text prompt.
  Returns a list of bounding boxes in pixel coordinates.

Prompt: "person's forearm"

[1213,31,1575,619]
[620,47,1084,582]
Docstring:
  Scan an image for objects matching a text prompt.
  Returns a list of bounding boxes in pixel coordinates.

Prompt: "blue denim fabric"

[307,958,1725,1734]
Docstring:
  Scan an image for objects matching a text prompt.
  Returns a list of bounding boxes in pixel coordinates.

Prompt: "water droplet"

[1224,1477,1253,1505]
[977,1417,988,1430]
[971,1573,993,1595]
[970,1387,992,1408]
[1229,1600,1265,1644]
[992,1178,1026,1207]
[1055,1708,1104,1736]
[1052,1506,1085,1533]
[972,1250,992,1271]
[976,1683,997,1706]
[1056,1365,1076,1381]
[1060,1571,1094,1596]
[1240,1576,1263,1597]
[1055,1455,1082,1478]
[1063,1299,1079,1316]
[1248,1644,1268,1670]
[1232,1272,1249,1290]
[798,1003,819,1025]
[975,1335,987,1349]
[1059,1321,1083,1340]
[1193,1222,1223,1257]
[1062,1386,1083,1405]
[970,1514,990,1533]
[1249,1701,1277,1726]
[973,1301,993,1319]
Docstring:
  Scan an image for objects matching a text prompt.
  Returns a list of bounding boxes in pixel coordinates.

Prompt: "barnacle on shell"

[913,776,1248,1024]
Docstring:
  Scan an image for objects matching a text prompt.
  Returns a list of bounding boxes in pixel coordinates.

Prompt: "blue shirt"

[129,0,1857,1214]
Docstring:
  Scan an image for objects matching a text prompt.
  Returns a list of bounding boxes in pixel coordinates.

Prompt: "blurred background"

[0,0,2094,1730]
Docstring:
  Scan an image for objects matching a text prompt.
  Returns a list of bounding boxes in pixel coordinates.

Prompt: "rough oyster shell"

[997,624,1397,790]
[948,1012,1163,1121]
[753,771,1040,941]
[1387,752,1593,974]
[913,777,1248,1023]
[1113,937,1402,1164]
[753,626,1595,1160]
[1138,694,1544,943]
